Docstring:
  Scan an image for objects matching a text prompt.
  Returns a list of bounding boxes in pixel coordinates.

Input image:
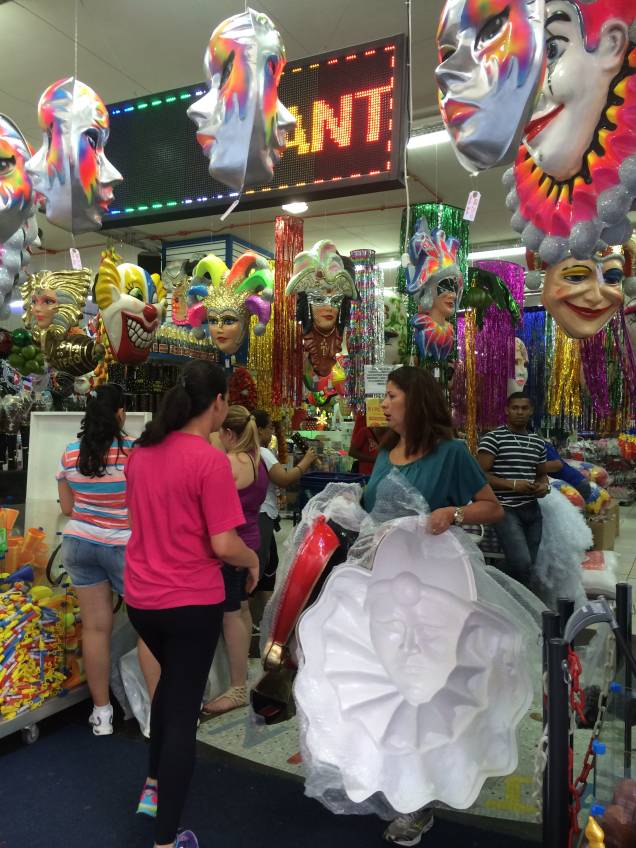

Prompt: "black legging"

[128,603,223,845]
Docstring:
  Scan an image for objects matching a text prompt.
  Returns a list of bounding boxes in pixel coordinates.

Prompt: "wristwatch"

[453,507,465,526]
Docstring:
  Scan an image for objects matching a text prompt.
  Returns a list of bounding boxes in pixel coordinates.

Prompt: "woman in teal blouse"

[365,366,504,845]
[363,366,502,535]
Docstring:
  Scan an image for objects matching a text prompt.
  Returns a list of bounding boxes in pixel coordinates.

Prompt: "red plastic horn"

[263,515,340,670]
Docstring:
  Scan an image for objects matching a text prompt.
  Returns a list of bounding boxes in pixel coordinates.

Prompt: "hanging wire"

[402,0,414,257]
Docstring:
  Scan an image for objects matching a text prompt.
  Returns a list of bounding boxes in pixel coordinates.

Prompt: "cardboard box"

[606,498,620,538]
[587,515,616,551]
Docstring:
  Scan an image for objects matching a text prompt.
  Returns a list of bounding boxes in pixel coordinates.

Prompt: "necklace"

[507,427,532,449]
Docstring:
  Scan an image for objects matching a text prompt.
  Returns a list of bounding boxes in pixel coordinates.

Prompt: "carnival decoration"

[505,0,636,263]
[542,250,625,340]
[286,240,358,379]
[26,78,122,234]
[94,249,165,366]
[187,8,295,194]
[435,0,546,172]
[383,291,408,366]
[406,217,463,362]
[188,252,274,359]
[272,215,304,409]
[345,249,383,413]
[0,213,39,319]
[461,267,521,330]
[0,114,34,243]
[294,515,532,813]
[21,269,103,376]
[508,337,529,396]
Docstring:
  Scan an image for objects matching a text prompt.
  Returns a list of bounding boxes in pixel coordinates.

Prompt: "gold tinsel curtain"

[272,215,303,410]
[247,310,275,414]
[547,324,582,417]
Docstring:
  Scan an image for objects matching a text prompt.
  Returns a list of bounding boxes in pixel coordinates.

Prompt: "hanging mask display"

[26,78,122,234]
[542,249,625,339]
[95,249,166,365]
[187,8,296,193]
[506,0,636,263]
[435,0,546,172]
[0,114,34,243]
[508,337,529,395]
[286,240,359,378]
[406,218,463,362]
[190,252,273,358]
[21,269,104,376]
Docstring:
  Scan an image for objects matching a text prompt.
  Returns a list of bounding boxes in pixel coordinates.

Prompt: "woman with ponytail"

[124,362,258,848]
[201,405,268,718]
[57,383,133,737]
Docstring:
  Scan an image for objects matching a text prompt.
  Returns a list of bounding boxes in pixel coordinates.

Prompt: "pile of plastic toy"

[618,432,636,461]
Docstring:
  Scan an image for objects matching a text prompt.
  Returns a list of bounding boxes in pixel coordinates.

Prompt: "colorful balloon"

[187,8,295,193]
[0,114,34,242]
[26,78,122,234]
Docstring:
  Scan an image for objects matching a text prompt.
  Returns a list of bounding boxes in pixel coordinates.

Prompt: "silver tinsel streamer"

[345,250,384,412]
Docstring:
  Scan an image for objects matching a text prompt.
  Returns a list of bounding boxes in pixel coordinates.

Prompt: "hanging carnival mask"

[95,249,166,364]
[0,114,34,242]
[542,249,625,339]
[506,0,636,263]
[508,337,529,395]
[26,78,122,234]
[21,268,104,376]
[286,241,359,378]
[189,252,273,356]
[187,8,296,193]
[0,211,39,317]
[435,0,546,172]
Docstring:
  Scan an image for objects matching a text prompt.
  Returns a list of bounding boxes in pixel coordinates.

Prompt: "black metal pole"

[557,598,575,636]
[616,582,632,777]
[546,638,570,848]
[542,611,561,845]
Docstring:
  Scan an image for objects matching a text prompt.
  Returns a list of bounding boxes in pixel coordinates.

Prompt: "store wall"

[27,243,141,275]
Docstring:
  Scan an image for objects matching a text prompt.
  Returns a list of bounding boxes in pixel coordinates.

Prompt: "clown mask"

[95,253,165,364]
[26,78,122,234]
[187,8,295,192]
[0,114,34,242]
[435,0,545,172]
[542,252,625,339]
[525,0,630,182]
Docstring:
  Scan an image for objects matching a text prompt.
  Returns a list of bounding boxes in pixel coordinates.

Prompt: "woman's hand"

[245,559,260,594]
[302,448,318,468]
[428,507,456,536]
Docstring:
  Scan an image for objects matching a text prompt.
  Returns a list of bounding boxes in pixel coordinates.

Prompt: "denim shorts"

[61,536,126,596]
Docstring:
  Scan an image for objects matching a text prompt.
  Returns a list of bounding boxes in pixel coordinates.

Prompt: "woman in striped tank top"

[57,383,134,736]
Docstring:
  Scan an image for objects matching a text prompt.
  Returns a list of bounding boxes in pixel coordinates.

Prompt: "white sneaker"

[89,705,113,736]
[383,809,434,846]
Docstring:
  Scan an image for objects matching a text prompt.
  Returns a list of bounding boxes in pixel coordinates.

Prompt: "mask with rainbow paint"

[0,114,34,242]
[436,0,546,172]
[187,8,295,193]
[26,78,122,234]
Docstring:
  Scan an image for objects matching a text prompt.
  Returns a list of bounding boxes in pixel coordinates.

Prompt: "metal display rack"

[0,683,88,745]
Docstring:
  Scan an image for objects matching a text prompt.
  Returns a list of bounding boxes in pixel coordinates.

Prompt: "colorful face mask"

[187,8,295,193]
[542,251,625,338]
[95,250,165,364]
[0,115,34,242]
[26,78,122,234]
[405,217,464,313]
[508,0,636,263]
[436,0,546,172]
[192,252,273,356]
[508,337,529,395]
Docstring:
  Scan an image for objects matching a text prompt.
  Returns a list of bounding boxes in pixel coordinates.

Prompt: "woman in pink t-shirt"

[124,361,258,848]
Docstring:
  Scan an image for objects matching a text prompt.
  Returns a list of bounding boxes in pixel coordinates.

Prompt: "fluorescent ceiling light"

[378,258,401,270]
[407,130,450,150]
[468,246,526,261]
[281,201,308,215]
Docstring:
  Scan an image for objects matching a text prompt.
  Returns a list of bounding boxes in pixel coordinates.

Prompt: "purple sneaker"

[175,830,199,848]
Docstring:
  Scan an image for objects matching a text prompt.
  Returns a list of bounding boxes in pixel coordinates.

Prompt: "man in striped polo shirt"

[477,393,550,589]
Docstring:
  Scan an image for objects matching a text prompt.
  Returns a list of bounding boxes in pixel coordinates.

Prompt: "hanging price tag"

[69,247,82,270]
[463,190,481,222]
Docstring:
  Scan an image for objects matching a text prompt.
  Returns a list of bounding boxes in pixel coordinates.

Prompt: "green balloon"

[22,359,37,374]
[21,345,37,360]
[8,353,23,369]
[11,329,30,347]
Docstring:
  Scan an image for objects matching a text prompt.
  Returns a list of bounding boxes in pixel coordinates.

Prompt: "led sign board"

[102,35,406,227]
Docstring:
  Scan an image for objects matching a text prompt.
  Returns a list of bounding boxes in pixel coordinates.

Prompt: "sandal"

[200,685,248,720]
